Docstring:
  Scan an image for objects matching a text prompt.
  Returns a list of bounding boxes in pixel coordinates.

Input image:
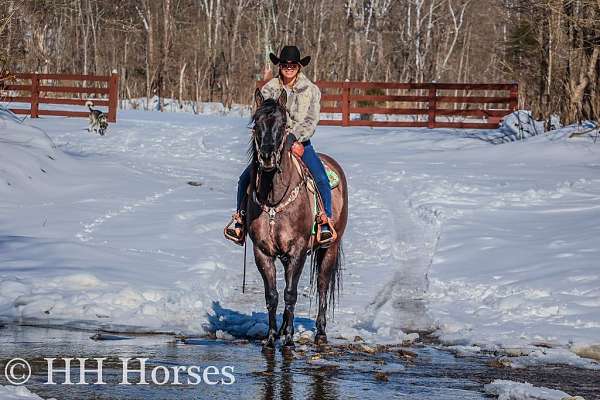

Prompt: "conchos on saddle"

[225,45,338,247]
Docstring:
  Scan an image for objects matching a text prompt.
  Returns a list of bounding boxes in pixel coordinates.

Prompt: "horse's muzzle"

[259,150,276,170]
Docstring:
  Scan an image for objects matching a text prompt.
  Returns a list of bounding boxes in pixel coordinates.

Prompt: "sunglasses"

[279,63,300,70]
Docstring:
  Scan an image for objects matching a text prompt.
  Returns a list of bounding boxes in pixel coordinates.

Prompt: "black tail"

[310,241,344,318]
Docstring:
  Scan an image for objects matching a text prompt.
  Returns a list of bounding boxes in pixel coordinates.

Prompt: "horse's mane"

[247,98,286,163]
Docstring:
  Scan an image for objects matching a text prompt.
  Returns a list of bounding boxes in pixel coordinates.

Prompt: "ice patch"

[0,384,55,400]
[484,379,577,400]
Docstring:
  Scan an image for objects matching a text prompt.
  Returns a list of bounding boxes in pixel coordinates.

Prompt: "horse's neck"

[258,151,300,205]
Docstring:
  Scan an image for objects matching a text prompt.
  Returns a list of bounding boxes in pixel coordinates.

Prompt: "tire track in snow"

[345,171,441,336]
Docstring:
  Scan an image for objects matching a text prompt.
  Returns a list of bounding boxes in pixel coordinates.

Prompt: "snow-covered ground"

[0,384,55,400]
[484,379,579,400]
[1,107,599,370]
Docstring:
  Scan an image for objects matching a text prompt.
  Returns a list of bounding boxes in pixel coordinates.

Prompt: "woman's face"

[279,63,300,80]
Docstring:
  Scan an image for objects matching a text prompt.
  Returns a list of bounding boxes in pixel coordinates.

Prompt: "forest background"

[1,0,598,126]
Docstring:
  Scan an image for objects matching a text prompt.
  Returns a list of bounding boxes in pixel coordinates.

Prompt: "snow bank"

[0,110,238,334]
[390,124,600,362]
[0,108,599,369]
[0,108,58,196]
[120,96,253,118]
[498,110,545,140]
[0,107,55,152]
[0,385,55,400]
[484,379,581,400]
[494,347,600,370]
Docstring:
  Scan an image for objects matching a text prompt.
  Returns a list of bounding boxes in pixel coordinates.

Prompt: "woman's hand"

[263,65,273,80]
[291,141,304,158]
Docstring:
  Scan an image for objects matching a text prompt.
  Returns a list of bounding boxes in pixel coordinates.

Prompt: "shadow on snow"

[204,301,315,339]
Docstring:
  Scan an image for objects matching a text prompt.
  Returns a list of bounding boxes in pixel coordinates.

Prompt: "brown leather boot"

[316,213,337,247]
[224,211,246,246]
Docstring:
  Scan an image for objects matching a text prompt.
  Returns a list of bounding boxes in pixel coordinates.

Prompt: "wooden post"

[509,82,518,111]
[30,73,39,118]
[341,81,350,127]
[427,83,437,129]
[107,72,119,123]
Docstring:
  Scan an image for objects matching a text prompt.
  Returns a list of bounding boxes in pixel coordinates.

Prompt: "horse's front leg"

[279,250,307,348]
[254,247,278,348]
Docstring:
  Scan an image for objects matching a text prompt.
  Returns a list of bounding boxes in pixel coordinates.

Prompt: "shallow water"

[0,325,596,400]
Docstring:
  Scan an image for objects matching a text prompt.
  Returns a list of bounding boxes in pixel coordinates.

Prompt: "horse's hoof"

[314,334,328,346]
[281,340,295,351]
[262,342,275,352]
[281,345,295,354]
[262,336,276,350]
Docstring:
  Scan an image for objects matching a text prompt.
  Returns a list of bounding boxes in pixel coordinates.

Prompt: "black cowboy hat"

[269,46,311,67]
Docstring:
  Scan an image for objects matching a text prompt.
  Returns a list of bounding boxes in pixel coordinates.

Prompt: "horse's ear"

[277,89,287,108]
[254,88,264,108]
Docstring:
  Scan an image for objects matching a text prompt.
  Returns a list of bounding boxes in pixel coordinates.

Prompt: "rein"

[252,116,289,173]
[251,131,306,226]
[252,170,305,225]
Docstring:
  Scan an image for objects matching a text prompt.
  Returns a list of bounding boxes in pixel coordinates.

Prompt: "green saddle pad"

[325,166,340,189]
[310,165,339,236]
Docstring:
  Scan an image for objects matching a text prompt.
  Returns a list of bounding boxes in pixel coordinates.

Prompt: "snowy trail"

[1,109,600,369]
[0,111,435,343]
[75,187,177,243]
[188,125,440,343]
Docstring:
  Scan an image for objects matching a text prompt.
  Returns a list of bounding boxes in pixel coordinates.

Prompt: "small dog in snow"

[85,100,108,136]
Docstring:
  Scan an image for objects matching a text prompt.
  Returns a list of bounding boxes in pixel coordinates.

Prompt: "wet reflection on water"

[0,324,493,399]
[258,350,339,400]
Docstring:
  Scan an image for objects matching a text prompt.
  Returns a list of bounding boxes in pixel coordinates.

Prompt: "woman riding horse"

[225,46,336,246]
[224,46,348,348]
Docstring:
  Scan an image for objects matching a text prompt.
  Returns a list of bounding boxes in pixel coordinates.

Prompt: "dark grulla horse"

[245,88,348,349]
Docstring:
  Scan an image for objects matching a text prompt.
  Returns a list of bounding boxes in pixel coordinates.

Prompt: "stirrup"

[224,211,245,246]
[316,214,337,247]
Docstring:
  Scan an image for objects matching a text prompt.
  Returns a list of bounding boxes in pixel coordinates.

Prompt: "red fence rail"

[0,72,119,122]
[257,81,518,129]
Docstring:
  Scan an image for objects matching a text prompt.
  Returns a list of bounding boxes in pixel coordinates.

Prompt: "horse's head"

[251,88,288,172]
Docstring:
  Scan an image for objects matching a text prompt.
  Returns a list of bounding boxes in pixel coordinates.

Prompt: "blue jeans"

[237,140,332,217]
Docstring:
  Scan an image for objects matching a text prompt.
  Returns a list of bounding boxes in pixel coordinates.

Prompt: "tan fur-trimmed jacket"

[260,72,321,143]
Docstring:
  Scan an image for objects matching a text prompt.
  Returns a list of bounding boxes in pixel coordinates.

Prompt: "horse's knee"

[283,288,297,305]
[266,289,278,310]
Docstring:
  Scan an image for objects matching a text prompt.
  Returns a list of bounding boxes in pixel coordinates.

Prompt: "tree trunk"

[569,47,599,123]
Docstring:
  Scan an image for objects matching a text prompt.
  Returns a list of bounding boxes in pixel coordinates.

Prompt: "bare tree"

[1,0,596,125]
